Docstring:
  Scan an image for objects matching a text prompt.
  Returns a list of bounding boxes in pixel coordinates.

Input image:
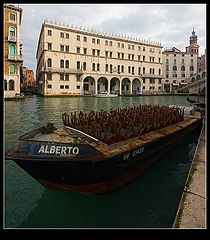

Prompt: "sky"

[14,3,206,72]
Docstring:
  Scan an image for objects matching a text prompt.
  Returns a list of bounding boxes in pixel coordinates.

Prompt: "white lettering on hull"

[123,147,144,160]
[38,145,80,156]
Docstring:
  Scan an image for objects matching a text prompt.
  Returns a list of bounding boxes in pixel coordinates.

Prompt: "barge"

[5,105,203,194]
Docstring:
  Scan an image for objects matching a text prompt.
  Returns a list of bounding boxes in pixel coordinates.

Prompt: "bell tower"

[186,28,199,55]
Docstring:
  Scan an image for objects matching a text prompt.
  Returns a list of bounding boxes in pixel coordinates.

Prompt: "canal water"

[4,95,204,228]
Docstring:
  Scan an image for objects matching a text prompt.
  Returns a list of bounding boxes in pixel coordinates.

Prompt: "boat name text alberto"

[123,147,144,160]
[38,145,79,155]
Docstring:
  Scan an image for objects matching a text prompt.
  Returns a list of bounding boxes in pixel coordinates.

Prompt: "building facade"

[162,30,199,93]
[36,20,163,96]
[4,4,23,98]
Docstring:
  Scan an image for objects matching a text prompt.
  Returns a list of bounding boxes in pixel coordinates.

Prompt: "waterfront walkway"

[173,121,206,228]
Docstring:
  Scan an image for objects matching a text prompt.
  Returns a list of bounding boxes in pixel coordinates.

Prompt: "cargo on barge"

[5,105,203,194]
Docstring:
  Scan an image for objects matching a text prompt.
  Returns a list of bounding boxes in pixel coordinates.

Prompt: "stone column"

[130,80,133,95]
[108,79,110,94]
[119,79,122,95]
[95,79,98,95]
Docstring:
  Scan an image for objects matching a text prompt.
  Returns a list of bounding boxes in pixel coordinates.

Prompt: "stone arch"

[201,71,206,79]
[83,76,95,95]
[110,77,120,94]
[191,77,196,83]
[97,77,108,93]
[196,74,201,81]
[132,78,141,94]
[121,78,131,95]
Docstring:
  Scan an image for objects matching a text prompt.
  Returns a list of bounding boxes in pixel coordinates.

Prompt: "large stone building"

[36,20,163,96]
[162,30,199,93]
[4,4,23,99]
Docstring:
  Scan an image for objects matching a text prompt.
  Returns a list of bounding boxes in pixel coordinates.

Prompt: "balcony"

[142,74,163,78]
[44,67,83,75]
[7,54,23,61]
[7,35,16,42]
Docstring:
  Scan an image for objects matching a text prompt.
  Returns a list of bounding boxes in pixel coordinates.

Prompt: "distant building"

[24,68,35,88]
[4,4,23,99]
[36,20,163,96]
[162,30,199,93]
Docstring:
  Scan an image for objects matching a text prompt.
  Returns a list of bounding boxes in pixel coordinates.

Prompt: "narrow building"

[4,4,23,99]
[36,20,163,96]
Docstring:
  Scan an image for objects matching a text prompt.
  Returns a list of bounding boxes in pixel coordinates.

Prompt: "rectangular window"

[143,86,145,89]
[10,13,16,21]
[84,36,87,42]
[48,30,52,36]
[158,58,161,63]
[121,43,124,48]
[97,50,100,56]
[143,47,145,51]
[138,46,141,51]
[121,53,124,59]
[132,45,134,50]
[109,41,112,46]
[77,35,80,41]
[60,73,64,80]
[60,32,64,38]
[105,40,108,46]
[77,47,80,54]
[60,85,64,89]
[109,52,112,58]
[158,79,161,84]
[138,55,141,61]
[83,48,87,54]
[65,74,69,81]
[118,52,120,59]
[66,33,69,39]
[118,42,120,48]
[48,43,52,50]
[128,44,131,49]
[97,39,100,44]
[132,55,134,60]
[92,38,96,44]
[47,73,52,80]
[143,79,145,83]
[143,56,145,61]
[92,49,96,56]
[60,45,64,52]
[65,45,69,52]
[76,85,80,89]
[76,75,80,81]
[105,51,108,58]
[47,84,52,88]
[65,85,69,89]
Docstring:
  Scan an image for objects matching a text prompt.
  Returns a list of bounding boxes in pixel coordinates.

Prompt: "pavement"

[173,121,206,228]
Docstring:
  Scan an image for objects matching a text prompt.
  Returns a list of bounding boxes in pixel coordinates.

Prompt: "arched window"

[150,68,152,74]
[9,79,15,90]
[166,59,169,64]
[196,75,201,81]
[105,64,108,72]
[128,66,131,73]
[110,64,113,73]
[65,60,69,68]
[143,67,145,74]
[117,65,120,73]
[190,66,194,71]
[121,65,124,73]
[4,80,7,91]
[159,68,161,75]
[181,66,185,71]
[10,64,16,74]
[138,67,141,75]
[60,59,64,68]
[97,63,100,71]
[9,44,16,57]
[202,72,206,79]
[77,61,80,69]
[153,68,155,74]
[47,58,52,67]
[132,66,135,74]
[173,66,177,71]
[92,63,95,71]
[83,62,86,71]
[9,27,16,39]
[174,59,176,64]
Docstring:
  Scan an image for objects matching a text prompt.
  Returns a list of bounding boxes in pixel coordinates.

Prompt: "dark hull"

[6,118,202,194]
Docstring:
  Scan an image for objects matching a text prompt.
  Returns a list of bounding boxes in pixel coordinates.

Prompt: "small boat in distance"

[187,95,206,109]
[5,105,203,194]
[95,91,118,97]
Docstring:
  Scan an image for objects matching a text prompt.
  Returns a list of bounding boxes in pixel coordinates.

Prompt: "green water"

[4,95,203,228]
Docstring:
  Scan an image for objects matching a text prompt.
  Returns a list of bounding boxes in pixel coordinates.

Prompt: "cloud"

[18,3,206,72]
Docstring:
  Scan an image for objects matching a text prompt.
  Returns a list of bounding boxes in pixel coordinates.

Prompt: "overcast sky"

[16,3,206,72]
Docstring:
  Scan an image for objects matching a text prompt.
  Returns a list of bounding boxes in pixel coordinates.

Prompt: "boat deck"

[29,115,201,158]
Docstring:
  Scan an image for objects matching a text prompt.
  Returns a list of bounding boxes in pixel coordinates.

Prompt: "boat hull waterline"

[5,116,202,194]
